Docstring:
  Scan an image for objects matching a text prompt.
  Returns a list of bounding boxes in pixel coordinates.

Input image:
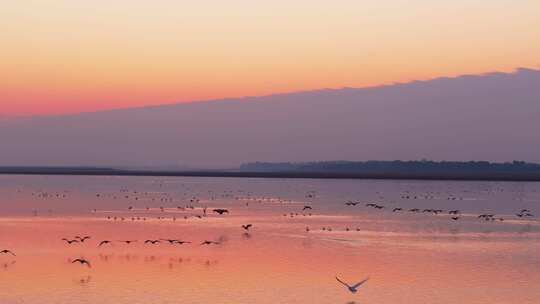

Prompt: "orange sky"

[1,0,539,116]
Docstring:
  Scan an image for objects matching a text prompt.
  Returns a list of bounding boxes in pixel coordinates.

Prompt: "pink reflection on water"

[0,175,539,303]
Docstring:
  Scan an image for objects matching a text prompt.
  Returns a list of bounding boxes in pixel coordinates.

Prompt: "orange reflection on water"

[1,216,539,304]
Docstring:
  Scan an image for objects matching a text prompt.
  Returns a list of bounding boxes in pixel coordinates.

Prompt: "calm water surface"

[0,175,539,303]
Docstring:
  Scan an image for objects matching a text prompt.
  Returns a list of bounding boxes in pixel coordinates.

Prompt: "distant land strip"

[2,165,540,181]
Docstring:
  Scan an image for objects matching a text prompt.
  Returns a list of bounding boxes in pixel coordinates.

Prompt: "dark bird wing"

[335,276,351,288]
[1,250,16,256]
[72,259,92,267]
[351,277,369,289]
[72,258,91,267]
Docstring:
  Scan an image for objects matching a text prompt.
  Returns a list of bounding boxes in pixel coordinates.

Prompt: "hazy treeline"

[3,160,540,181]
[239,160,540,174]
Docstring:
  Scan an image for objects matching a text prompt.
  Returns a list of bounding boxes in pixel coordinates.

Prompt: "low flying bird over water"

[392,208,402,212]
[213,208,229,215]
[75,236,91,242]
[161,239,182,245]
[145,239,160,244]
[174,241,191,245]
[242,224,253,231]
[118,240,137,244]
[62,238,80,244]
[335,276,369,293]
[451,216,460,221]
[200,240,220,245]
[345,201,360,206]
[98,240,112,247]
[0,249,16,256]
[72,258,91,268]
[516,209,534,218]
[302,205,312,211]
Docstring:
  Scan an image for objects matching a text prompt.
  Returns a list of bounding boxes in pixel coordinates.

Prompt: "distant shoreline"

[1,167,540,181]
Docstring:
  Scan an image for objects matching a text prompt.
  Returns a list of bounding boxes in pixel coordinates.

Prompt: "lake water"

[0,175,539,303]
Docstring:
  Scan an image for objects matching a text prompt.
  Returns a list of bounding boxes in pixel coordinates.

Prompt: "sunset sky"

[1,0,539,116]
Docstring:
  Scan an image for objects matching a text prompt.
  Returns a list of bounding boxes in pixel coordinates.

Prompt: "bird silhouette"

[75,236,91,242]
[200,240,220,245]
[335,276,369,293]
[161,239,182,245]
[242,224,252,231]
[0,249,16,256]
[118,240,137,244]
[72,258,91,268]
[62,238,80,244]
[175,241,191,245]
[213,209,229,215]
[144,239,160,244]
[98,240,112,247]
[302,205,312,211]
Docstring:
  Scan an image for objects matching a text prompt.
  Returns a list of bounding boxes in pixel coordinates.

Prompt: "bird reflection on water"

[0,176,539,304]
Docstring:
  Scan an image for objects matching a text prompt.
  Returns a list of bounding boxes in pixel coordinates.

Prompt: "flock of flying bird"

[65,237,227,268]
[60,235,233,249]
[2,183,538,295]
[301,200,535,233]
[55,209,252,268]
[358,201,534,222]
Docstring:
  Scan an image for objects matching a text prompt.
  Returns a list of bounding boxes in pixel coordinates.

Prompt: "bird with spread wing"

[335,276,369,293]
